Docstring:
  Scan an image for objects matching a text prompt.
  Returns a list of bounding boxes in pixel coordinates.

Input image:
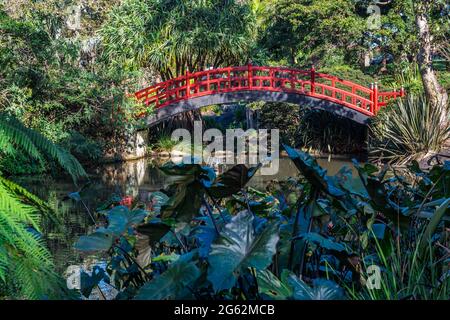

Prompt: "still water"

[14,156,356,298]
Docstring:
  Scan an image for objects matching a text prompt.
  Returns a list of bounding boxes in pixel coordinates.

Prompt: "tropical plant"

[150,134,179,153]
[101,0,256,80]
[0,113,86,299]
[73,145,449,300]
[370,94,450,165]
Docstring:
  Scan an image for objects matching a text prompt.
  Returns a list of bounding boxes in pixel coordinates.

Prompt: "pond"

[13,155,358,298]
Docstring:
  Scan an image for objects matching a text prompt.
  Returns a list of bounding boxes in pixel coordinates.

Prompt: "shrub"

[369,94,450,165]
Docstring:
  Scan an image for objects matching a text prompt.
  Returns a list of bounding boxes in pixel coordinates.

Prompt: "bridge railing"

[135,65,404,117]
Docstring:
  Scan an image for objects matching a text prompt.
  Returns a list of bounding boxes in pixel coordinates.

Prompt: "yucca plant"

[0,113,86,299]
[369,94,450,165]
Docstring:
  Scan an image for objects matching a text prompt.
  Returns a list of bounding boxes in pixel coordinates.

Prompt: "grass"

[346,231,449,300]
[150,135,179,153]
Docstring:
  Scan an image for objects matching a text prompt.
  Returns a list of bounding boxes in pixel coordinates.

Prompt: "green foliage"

[259,0,366,66]
[135,252,201,300]
[254,101,367,154]
[101,0,256,79]
[0,113,86,181]
[74,206,148,252]
[0,175,69,299]
[370,94,450,164]
[61,131,103,163]
[207,211,280,291]
[150,134,178,153]
[385,63,423,94]
[0,111,85,299]
[72,148,449,300]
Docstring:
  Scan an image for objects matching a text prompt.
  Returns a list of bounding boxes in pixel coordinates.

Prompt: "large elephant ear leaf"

[418,198,450,257]
[134,253,201,300]
[147,191,170,214]
[136,219,171,244]
[160,182,203,223]
[207,211,280,292]
[159,162,214,222]
[74,206,149,252]
[256,270,293,300]
[352,160,410,228]
[282,145,345,198]
[298,233,351,253]
[281,270,345,300]
[74,231,114,252]
[208,164,262,198]
[159,162,203,177]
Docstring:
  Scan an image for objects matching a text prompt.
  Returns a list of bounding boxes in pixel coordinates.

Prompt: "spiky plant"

[0,113,86,299]
[369,94,450,165]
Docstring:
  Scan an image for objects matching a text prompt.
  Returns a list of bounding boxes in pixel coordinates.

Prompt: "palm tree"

[101,0,257,79]
[0,113,86,299]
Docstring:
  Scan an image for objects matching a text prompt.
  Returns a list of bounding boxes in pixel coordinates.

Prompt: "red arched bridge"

[134,65,405,125]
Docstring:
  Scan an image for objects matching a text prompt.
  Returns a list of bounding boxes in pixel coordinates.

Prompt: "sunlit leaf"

[207,211,280,291]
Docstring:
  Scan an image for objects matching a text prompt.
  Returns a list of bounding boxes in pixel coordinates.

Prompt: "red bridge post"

[186,69,190,98]
[373,82,379,114]
[247,63,253,89]
[310,65,316,94]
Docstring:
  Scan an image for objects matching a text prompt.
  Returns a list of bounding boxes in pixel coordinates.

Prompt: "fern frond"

[0,176,59,224]
[0,113,87,182]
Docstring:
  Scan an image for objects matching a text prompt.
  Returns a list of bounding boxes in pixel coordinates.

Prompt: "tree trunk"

[415,1,449,125]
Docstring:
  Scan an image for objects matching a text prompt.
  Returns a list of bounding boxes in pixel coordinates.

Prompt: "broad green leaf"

[147,191,170,214]
[159,163,213,222]
[282,270,345,300]
[208,164,261,198]
[161,181,203,223]
[256,269,292,300]
[80,266,109,298]
[135,253,201,300]
[283,145,345,197]
[68,192,81,202]
[299,233,350,253]
[152,253,180,263]
[207,211,280,291]
[75,206,149,252]
[136,220,171,244]
[74,232,114,251]
[418,198,450,256]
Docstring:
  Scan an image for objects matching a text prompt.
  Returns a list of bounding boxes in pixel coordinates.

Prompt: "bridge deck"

[134,65,405,125]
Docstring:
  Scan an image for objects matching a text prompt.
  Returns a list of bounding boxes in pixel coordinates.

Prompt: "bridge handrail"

[135,65,405,117]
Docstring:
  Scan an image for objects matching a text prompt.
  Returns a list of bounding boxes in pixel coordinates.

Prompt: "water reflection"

[15,155,356,298]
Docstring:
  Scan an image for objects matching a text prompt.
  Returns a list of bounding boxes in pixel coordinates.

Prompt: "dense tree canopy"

[101,0,257,80]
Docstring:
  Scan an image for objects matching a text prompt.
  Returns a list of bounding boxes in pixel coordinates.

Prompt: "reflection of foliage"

[74,147,449,300]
